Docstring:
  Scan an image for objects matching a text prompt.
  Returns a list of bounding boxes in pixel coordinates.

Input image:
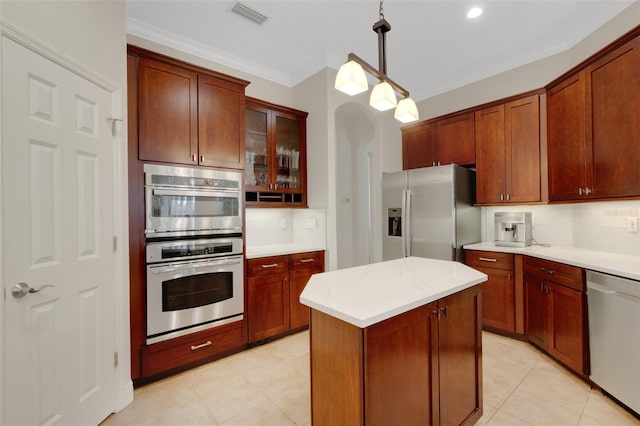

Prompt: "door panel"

[2,36,115,426]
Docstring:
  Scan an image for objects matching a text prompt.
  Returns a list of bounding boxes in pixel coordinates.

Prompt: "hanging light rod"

[344,53,409,99]
[335,0,419,123]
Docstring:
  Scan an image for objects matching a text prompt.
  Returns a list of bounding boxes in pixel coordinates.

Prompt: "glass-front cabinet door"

[275,113,301,190]
[245,105,269,188]
[245,98,308,207]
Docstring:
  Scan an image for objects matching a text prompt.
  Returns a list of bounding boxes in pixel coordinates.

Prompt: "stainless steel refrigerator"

[382,164,480,262]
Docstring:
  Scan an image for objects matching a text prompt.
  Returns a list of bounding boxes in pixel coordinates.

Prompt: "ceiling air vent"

[231,2,269,25]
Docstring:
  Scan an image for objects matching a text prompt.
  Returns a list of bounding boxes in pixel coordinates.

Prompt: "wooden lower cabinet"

[309,284,482,426]
[247,251,324,343]
[140,319,246,378]
[466,250,516,333]
[524,257,586,375]
[289,251,324,329]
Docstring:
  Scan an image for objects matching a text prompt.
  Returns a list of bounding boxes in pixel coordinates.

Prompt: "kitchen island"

[300,257,488,426]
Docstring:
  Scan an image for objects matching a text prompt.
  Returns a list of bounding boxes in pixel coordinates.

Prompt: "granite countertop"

[245,243,325,259]
[299,256,487,328]
[464,242,640,281]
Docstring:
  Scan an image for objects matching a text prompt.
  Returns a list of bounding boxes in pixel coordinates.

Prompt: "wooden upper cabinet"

[244,98,308,206]
[587,34,640,199]
[475,105,507,204]
[475,94,541,204]
[138,57,198,164]
[132,46,248,169]
[400,112,474,170]
[401,122,437,169]
[548,33,640,201]
[505,95,541,203]
[198,75,245,169]
[547,71,587,201]
[437,111,475,166]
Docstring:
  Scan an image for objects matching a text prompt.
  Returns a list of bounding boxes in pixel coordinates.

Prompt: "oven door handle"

[148,258,242,274]
[152,188,239,198]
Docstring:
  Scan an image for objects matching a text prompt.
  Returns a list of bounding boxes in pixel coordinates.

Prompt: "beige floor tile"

[220,400,296,426]
[287,352,311,378]
[476,403,499,425]
[517,361,591,412]
[483,353,532,407]
[500,388,583,425]
[194,375,269,423]
[487,409,534,425]
[582,390,640,425]
[102,383,219,426]
[270,381,311,425]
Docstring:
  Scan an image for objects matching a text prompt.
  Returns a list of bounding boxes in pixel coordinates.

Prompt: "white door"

[2,36,115,425]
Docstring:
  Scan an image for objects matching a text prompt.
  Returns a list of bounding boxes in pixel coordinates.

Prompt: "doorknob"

[11,282,55,299]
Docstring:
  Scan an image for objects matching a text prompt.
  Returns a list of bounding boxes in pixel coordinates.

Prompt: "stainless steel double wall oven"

[144,164,244,344]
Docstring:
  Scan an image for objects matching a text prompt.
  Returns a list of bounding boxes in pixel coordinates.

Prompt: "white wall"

[0,0,132,415]
[482,201,640,257]
[245,208,326,250]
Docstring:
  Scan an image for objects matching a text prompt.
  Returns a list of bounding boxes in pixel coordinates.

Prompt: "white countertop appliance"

[587,270,640,415]
[494,211,532,247]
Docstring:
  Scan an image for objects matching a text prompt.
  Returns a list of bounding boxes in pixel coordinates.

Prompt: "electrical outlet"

[628,217,638,233]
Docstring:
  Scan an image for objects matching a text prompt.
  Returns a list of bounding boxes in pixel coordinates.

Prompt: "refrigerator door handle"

[405,190,412,257]
[401,190,407,257]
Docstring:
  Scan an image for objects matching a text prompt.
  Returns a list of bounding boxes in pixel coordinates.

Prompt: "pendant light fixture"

[334,0,419,123]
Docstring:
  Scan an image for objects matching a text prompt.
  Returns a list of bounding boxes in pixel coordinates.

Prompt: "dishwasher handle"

[588,281,640,303]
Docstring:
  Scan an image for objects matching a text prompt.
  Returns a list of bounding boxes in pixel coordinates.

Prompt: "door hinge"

[114,352,119,368]
[113,236,117,252]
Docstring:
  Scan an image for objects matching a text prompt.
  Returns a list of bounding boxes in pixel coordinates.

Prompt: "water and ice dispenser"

[494,212,532,247]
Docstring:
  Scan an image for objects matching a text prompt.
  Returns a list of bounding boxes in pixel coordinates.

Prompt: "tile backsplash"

[245,208,327,249]
[482,200,640,257]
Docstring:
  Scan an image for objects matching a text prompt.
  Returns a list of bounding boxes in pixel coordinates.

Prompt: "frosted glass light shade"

[394,97,419,123]
[369,81,397,111]
[335,60,368,96]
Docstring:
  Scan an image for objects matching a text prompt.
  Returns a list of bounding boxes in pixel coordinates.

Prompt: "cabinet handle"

[540,267,556,275]
[191,154,196,162]
[579,187,593,195]
[506,194,511,201]
[540,282,544,292]
[500,194,504,201]
[190,340,212,351]
[478,257,497,262]
[261,263,280,269]
[200,155,204,163]
[507,273,511,281]
[432,161,436,166]
[299,258,315,263]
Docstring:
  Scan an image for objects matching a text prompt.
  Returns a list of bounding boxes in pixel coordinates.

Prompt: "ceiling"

[126,0,635,103]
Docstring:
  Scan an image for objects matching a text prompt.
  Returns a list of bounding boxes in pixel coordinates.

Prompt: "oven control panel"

[146,238,243,263]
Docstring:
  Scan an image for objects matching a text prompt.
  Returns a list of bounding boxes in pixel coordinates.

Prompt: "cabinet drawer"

[524,256,584,291]
[246,255,289,276]
[141,320,246,377]
[465,250,514,270]
[290,251,324,270]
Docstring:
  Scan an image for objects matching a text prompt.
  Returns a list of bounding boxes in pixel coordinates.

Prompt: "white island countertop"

[464,242,640,281]
[299,256,487,328]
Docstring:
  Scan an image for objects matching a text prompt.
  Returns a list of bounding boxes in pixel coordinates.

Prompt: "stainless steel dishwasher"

[587,270,640,415]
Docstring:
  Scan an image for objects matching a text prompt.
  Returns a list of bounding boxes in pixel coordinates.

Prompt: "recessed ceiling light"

[467,7,483,19]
